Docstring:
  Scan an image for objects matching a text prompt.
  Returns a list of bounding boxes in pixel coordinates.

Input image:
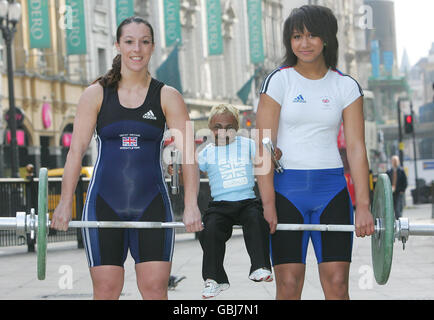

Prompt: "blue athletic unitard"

[82,78,174,267]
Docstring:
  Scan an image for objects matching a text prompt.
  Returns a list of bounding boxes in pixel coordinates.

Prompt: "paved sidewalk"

[0,204,433,300]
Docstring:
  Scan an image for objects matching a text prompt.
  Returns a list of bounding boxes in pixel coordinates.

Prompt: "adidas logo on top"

[293,94,307,103]
[143,110,157,120]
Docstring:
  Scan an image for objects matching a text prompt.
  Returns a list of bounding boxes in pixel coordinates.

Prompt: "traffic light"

[241,111,254,129]
[245,118,252,128]
[404,114,414,134]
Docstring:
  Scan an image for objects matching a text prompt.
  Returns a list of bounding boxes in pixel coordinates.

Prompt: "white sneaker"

[249,268,273,282]
[202,279,230,299]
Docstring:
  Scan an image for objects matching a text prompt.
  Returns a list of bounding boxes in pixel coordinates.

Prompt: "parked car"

[46,167,92,219]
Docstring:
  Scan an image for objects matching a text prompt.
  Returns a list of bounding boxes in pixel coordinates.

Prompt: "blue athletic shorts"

[82,193,174,268]
[271,168,354,265]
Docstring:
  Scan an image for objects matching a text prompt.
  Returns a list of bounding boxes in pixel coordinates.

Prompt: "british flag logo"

[219,161,248,189]
[321,96,332,106]
[220,162,246,180]
[122,136,138,147]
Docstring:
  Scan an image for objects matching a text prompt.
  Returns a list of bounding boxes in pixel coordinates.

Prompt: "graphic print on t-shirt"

[293,94,307,103]
[218,158,248,189]
[198,136,256,201]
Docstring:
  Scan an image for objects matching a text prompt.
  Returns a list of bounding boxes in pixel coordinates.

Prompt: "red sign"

[6,130,25,146]
[62,133,72,147]
[42,103,52,129]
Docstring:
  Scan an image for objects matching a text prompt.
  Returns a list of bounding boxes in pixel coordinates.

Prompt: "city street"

[0,203,433,300]
[0,2,433,313]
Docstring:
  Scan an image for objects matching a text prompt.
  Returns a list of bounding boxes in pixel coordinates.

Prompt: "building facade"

[144,0,284,128]
[0,1,131,176]
[0,0,287,177]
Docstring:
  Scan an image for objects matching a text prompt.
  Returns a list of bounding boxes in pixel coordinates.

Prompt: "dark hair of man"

[282,5,338,69]
[93,16,154,88]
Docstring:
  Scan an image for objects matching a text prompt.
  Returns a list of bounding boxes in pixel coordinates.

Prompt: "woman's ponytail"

[93,54,122,88]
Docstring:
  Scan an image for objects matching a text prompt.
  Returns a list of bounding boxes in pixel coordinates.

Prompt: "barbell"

[1,168,434,285]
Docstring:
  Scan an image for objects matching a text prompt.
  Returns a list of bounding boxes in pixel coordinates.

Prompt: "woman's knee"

[319,262,350,299]
[275,276,304,299]
[274,266,305,299]
[322,275,349,299]
[136,262,170,300]
[92,280,124,299]
[90,266,124,300]
[277,274,304,289]
[138,279,168,299]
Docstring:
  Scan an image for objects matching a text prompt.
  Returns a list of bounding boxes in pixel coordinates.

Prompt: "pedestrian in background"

[386,155,408,219]
[25,164,34,180]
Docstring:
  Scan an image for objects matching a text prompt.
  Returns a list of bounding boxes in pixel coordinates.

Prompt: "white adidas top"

[260,66,363,170]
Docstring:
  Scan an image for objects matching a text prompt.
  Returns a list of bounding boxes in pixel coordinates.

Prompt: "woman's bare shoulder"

[83,82,104,99]
[161,84,183,101]
[160,85,186,116]
[78,82,104,112]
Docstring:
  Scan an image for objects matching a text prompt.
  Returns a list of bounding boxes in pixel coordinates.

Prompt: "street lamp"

[0,0,21,177]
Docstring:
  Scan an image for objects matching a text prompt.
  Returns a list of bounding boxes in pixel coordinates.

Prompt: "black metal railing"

[0,176,90,249]
[0,176,213,249]
[0,178,30,248]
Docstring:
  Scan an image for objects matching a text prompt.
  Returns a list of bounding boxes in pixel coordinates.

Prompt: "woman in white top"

[256,5,374,300]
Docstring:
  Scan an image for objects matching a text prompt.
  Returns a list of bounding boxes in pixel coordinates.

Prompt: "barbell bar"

[5,215,382,233]
[1,169,434,285]
[15,213,434,239]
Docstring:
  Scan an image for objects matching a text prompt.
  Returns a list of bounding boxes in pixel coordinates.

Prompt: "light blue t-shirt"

[198,136,256,202]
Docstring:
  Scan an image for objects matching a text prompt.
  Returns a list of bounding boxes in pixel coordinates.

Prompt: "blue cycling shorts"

[271,168,354,265]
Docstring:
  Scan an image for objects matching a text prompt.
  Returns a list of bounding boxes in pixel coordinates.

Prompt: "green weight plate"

[37,168,48,280]
[371,173,395,285]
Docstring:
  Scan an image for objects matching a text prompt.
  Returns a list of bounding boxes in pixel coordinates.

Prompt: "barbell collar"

[396,217,409,240]
[170,150,180,195]
[262,138,284,174]
[28,209,37,240]
[16,212,27,238]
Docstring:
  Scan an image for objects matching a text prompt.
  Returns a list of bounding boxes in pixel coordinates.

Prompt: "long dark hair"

[282,5,338,69]
[93,16,155,88]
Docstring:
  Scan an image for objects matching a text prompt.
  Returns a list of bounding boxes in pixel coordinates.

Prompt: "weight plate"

[37,168,48,280]
[371,173,395,285]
